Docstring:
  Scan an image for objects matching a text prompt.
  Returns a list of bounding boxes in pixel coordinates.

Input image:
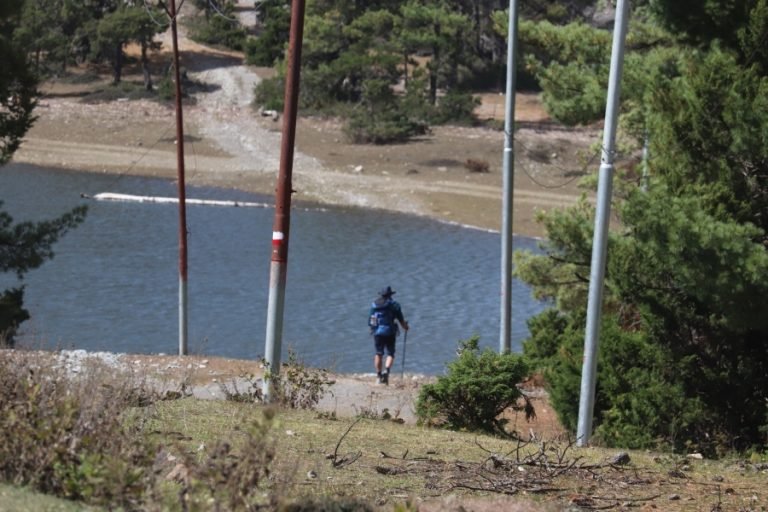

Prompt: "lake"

[0,163,546,375]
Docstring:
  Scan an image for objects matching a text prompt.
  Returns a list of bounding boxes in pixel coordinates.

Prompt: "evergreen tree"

[0,0,87,346]
[398,1,469,105]
[92,2,166,85]
[512,4,768,453]
[245,0,291,66]
[1,0,36,165]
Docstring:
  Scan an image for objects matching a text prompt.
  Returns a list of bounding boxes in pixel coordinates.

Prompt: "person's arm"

[394,303,409,330]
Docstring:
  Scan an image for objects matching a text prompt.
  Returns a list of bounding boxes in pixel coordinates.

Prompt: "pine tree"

[0,0,87,346]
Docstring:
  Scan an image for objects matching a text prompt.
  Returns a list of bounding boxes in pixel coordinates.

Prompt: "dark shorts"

[374,334,396,357]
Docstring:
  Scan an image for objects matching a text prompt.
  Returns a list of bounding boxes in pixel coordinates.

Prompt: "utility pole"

[263,0,306,401]
[168,0,189,355]
[576,0,630,447]
[500,0,519,354]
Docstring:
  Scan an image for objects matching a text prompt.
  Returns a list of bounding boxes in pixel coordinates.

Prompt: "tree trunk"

[141,41,153,91]
[113,43,123,84]
[429,23,441,106]
[403,52,408,90]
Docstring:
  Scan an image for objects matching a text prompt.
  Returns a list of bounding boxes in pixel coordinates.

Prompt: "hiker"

[368,286,409,385]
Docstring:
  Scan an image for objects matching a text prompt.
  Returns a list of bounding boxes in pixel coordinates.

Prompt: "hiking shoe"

[376,375,383,385]
[381,373,389,385]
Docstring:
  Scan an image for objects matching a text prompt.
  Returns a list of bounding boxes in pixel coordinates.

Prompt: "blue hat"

[379,286,395,297]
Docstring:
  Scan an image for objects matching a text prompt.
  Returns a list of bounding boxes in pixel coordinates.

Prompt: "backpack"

[369,300,398,337]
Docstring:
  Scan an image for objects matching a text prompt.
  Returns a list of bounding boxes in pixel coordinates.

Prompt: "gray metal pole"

[576,0,630,446]
[263,0,306,402]
[169,0,189,356]
[500,0,519,354]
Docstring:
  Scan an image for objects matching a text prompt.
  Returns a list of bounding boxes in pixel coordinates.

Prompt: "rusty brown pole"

[169,0,189,355]
[263,0,306,401]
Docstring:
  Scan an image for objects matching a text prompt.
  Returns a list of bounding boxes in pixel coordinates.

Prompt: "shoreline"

[14,109,591,239]
[10,0,595,239]
[2,346,563,435]
[12,42,594,239]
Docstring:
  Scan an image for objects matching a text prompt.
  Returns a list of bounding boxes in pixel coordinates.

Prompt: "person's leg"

[382,337,396,384]
[374,336,385,383]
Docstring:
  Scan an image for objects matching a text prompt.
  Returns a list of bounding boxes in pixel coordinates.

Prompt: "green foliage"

[272,350,335,410]
[1,4,88,351]
[515,19,610,125]
[91,4,165,84]
[1,0,37,165]
[513,197,593,312]
[506,9,681,129]
[397,1,470,105]
[0,204,87,344]
[237,349,336,410]
[0,204,87,278]
[186,1,247,51]
[0,355,160,507]
[343,78,428,144]
[518,181,768,454]
[244,0,290,66]
[416,336,531,436]
[12,0,93,74]
[253,75,285,111]
[0,288,29,347]
[646,48,768,233]
[156,72,175,101]
[250,0,489,142]
[509,3,768,455]
[526,310,701,450]
[343,108,422,144]
[650,0,768,70]
[432,89,479,125]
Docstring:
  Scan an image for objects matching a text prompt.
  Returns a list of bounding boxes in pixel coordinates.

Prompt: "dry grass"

[2,349,767,511]
[154,400,768,511]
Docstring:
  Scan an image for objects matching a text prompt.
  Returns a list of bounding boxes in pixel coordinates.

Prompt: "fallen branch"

[330,418,362,468]
[590,493,662,503]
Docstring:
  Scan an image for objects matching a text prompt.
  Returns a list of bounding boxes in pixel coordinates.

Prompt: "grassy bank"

[1,350,766,511]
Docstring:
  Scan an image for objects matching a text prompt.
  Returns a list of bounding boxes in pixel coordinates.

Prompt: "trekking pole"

[400,328,408,381]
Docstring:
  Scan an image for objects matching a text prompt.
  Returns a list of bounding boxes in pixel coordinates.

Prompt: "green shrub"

[244,0,291,66]
[227,349,334,410]
[253,75,285,111]
[416,336,532,436]
[432,90,480,125]
[343,79,428,144]
[525,311,711,452]
[186,7,246,51]
[0,287,29,347]
[156,73,175,101]
[344,108,428,144]
[0,352,160,507]
[271,349,335,410]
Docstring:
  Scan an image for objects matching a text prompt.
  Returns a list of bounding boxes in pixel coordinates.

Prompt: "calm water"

[0,163,545,375]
